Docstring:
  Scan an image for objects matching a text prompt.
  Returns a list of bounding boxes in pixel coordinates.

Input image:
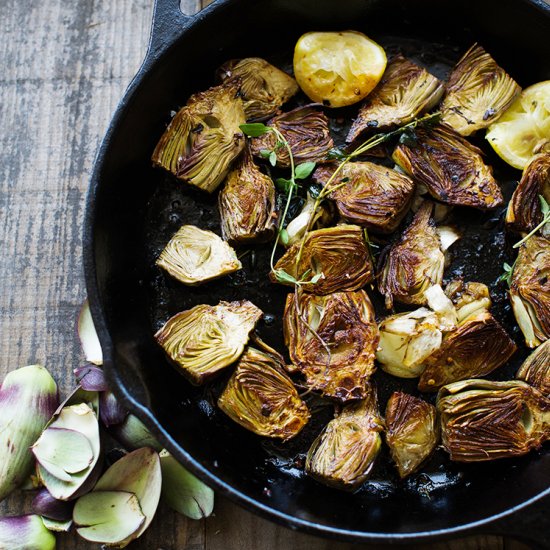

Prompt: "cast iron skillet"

[84,0,550,545]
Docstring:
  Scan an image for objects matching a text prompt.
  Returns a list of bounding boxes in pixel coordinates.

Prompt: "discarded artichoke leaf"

[78,300,103,365]
[152,82,246,193]
[347,55,444,142]
[41,517,72,533]
[32,488,74,522]
[218,347,310,440]
[110,414,163,453]
[418,311,517,392]
[510,236,550,347]
[393,125,503,210]
[385,392,439,478]
[445,280,492,323]
[74,365,108,392]
[272,225,374,295]
[285,191,333,247]
[517,339,550,396]
[441,44,521,136]
[437,379,550,462]
[305,387,383,490]
[313,161,415,234]
[219,148,278,244]
[249,104,333,168]
[157,225,241,285]
[155,300,262,384]
[284,289,379,402]
[217,57,299,121]
[506,153,550,236]
[0,515,56,550]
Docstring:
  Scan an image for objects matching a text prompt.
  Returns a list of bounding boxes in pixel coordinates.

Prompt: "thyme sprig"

[498,260,516,287]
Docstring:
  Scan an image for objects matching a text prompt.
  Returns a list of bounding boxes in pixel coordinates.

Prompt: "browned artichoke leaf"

[517,339,550,397]
[393,125,503,210]
[313,161,415,234]
[156,225,241,285]
[155,300,262,385]
[271,225,374,295]
[218,148,278,244]
[506,153,550,235]
[152,83,246,193]
[444,280,492,323]
[347,55,444,142]
[249,104,334,168]
[283,289,379,402]
[437,379,550,462]
[217,346,310,440]
[418,310,516,392]
[378,202,447,308]
[305,387,383,490]
[441,44,521,136]
[217,57,299,121]
[510,236,550,348]
[385,392,439,478]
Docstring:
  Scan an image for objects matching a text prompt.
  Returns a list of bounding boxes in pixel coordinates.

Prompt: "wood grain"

[0,0,542,548]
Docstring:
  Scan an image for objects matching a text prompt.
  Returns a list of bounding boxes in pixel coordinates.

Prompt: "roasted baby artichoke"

[272,225,374,294]
[510,236,550,348]
[313,161,415,234]
[385,392,439,478]
[437,379,550,462]
[156,225,241,285]
[284,192,333,248]
[393,125,503,210]
[218,148,278,244]
[444,280,492,323]
[506,153,550,236]
[305,388,384,490]
[517,339,550,396]
[284,290,379,402]
[155,300,262,385]
[249,105,333,168]
[218,347,310,440]
[217,57,299,121]
[347,55,444,142]
[152,83,246,193]
[441,44,520,136]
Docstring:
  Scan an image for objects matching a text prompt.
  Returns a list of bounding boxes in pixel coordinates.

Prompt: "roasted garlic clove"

[445,280,492,323]
[517,339,550,396]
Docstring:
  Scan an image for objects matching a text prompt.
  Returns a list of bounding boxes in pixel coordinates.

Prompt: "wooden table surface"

[0,1,546,548]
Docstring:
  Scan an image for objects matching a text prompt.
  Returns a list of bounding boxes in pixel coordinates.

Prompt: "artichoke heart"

[517,339,550,397]
[305,387,383,490]
[155,300,262,385]
[272,224,374,295]
[510,236,550,348]
[219,148,278,244]
[156,225,241,285]
[249,104,334,168]
[506,153,550,236]
[385,392,439,478]
[347,55,444,142]
[393,125,503,210]
[441,44,521,136]
[437,379,550,462]
[313,161,415,234]
[418,310,517,392]
[218,347,310,440]
[284,289,379,402]
[218,57,299,121]
[152,82,246,193]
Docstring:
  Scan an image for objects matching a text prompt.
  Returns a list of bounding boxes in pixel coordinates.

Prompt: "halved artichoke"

[510,235,550,348]
[437,379,550,462]
[517,339,550,396]
[385,392,439,478]
[312,161,416,234]
[152,82,246,193]
[441,44,521,136]
[393,125,503,210]
[305,387,384,490]
[284,289,379,402]
[272,225,374,294]
[249,104,334,168]
[218,148,278,244]
[218,347,310,440]
[506,153,550,236]
[445,280,492,323]
[284,192,333,248]
[217,57,299,121]
[155,300,262,385]
[347,55,444,142]
[156,225,241,285]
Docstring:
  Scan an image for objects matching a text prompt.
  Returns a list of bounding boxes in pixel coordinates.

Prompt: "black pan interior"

[89,0,550,540]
